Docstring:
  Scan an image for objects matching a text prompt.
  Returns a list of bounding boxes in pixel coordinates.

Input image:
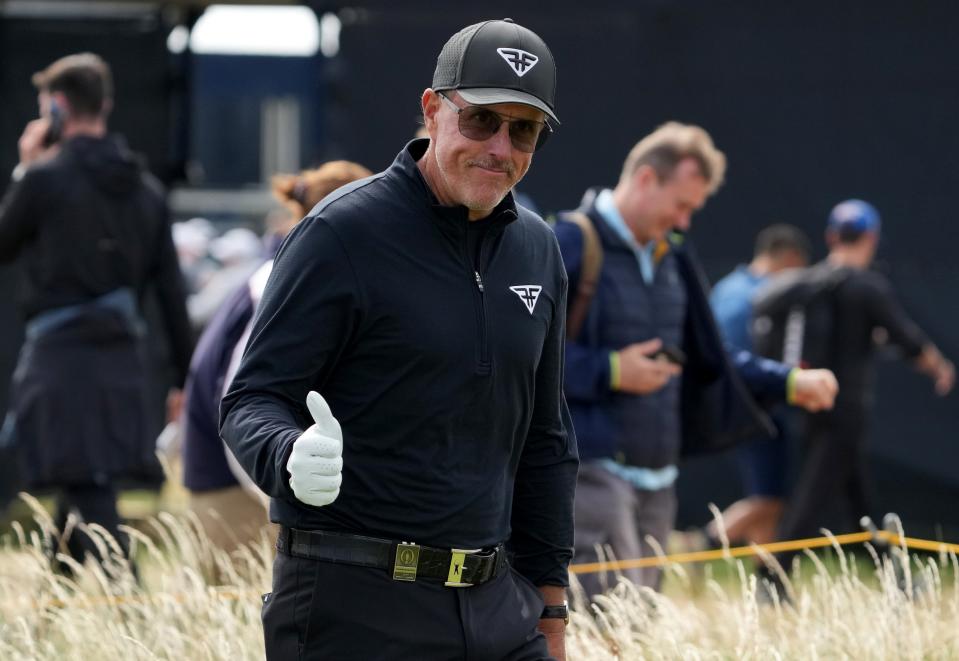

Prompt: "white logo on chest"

[509,285,542,314]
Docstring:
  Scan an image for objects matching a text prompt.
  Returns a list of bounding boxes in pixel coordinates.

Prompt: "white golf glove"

[286,391,343,507]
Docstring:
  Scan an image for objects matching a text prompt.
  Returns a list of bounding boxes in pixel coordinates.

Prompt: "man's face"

[771,249,808,272]
[635,158,709,243]
[423,90,542,217]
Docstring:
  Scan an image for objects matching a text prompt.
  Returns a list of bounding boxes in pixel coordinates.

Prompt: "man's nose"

[485,121,514,158]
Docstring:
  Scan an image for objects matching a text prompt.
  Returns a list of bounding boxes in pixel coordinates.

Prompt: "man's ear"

[825,229,837,249]
[421,88,440,132]
[634,163,659,190]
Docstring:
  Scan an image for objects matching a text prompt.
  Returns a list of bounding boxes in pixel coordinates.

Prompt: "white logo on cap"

[497,48,539,77]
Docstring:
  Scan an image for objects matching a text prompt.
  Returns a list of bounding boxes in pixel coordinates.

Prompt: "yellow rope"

[885,533,959,555]
[569,530,959,574]
[9,531,959,612]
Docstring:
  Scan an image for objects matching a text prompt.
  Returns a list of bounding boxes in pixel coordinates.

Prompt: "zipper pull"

[474,271,485,293]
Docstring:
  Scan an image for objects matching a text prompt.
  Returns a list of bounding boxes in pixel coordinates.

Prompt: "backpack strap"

[564,211,604,340]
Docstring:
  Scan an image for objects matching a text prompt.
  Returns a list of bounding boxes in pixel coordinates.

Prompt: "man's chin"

[463,189,510,213]
[651,226,672,243]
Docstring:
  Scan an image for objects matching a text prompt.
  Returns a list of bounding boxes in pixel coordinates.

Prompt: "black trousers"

[775,412,870,569]
[51,483,130,568]
[263,549,552,661]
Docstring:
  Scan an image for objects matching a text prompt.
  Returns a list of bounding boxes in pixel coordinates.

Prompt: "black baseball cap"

[432,18,559,123]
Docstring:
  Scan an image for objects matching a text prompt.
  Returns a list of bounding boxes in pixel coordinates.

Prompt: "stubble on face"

[442,153,520,213]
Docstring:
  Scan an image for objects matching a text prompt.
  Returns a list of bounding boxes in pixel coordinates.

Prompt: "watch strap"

[541,603,569,624]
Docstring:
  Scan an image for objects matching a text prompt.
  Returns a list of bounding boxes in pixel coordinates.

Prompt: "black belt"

[277,526,507,588]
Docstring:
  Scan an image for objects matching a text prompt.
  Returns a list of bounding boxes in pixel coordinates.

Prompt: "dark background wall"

[1,1,956,536]
[327,1,959,538]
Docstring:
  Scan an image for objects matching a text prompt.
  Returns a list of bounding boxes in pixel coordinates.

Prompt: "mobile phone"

[652,345,686,366]
[42,98,64,147]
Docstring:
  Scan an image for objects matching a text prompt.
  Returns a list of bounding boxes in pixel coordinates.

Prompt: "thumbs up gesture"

[286,391,343,507]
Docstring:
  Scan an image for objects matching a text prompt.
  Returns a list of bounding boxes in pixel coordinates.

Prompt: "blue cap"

[827,199,881,240]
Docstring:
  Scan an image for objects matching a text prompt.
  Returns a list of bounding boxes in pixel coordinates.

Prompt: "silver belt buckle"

[445,547,481,587]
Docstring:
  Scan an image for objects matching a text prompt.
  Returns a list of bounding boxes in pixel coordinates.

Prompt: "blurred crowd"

[0,50,954,611]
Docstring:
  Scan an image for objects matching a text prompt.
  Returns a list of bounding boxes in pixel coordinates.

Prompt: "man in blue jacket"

[554,122,837,596]
[707,224,810,548]
[221,19,577,660]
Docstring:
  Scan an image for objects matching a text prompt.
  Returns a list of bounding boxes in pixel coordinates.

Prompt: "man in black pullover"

[0,54,192,570]
[221,19,577,660]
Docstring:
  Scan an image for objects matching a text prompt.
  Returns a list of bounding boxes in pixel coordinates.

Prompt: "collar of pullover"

[392,139,519,239]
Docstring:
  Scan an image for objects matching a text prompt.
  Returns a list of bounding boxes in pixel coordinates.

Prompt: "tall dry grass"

[1,499,957,660]
[0,495,270,660]
[566,521,959,660]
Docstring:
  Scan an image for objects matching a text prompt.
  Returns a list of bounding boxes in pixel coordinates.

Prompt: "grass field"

[1,495,957,660]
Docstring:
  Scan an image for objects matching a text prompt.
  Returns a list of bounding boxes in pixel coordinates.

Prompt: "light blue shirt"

[710,265,765,352]
[598,459,679,492]
[595,188,657,284]
[594,188,677,490]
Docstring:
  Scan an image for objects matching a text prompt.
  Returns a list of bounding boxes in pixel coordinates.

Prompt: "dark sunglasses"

[438,92,552,153]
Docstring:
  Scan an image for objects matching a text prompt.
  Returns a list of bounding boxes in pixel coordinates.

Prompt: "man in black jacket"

[0,53,192,569]
[755,200,953,572]
[221,19,577,660]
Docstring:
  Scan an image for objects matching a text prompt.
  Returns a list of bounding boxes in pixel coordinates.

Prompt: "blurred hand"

[165,387,185,424]
[933,359,955,396]
[616,338,682,395]
[918,346,955,396]
[287,391,343,507]
[790,368,838,412]
[17,118,56,167]
[538,619,566,661]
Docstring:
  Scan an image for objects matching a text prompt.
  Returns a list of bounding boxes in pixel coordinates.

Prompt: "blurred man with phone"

[0,53,192,573]
[555,123,838,596]
[41,98,64,147]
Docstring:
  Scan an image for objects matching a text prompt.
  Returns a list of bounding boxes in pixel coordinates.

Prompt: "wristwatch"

[541,602,570,625]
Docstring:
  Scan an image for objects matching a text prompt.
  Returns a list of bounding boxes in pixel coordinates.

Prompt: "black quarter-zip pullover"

[220,140,578,587]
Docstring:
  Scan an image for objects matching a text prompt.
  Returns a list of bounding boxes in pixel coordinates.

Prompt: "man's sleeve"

[150,197,195,387]
[219,216,361,500]
[729,347,793,404]
[554,219,615,402]
[679,243,792,404]
[861,273,928,358]
[510,235,579,588]
[0,171,40,263]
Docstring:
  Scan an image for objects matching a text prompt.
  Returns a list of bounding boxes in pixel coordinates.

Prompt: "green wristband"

[786,368,799,404]
[610,352,621,390]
